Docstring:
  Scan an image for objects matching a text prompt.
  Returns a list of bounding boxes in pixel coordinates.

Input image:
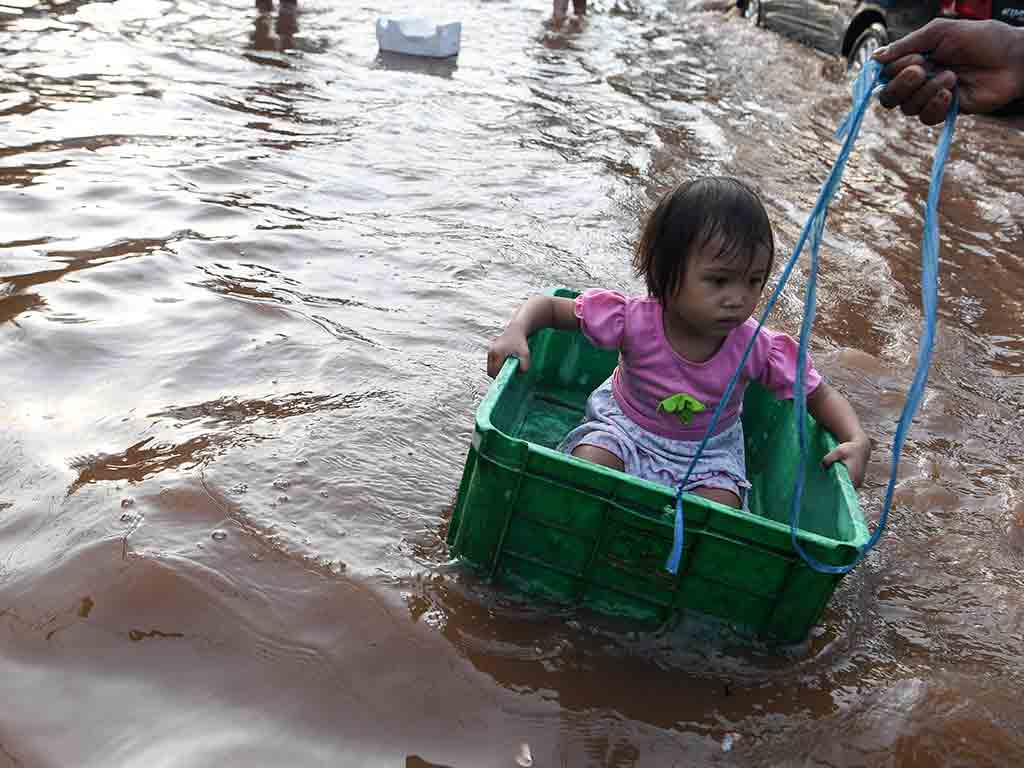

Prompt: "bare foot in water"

[551,0,586,28]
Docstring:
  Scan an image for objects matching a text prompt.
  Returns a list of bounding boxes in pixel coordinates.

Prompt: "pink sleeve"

[574,289,628,350]
[758,329,822,400]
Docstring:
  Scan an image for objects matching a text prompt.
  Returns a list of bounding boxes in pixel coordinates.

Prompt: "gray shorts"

[558,378,750,503]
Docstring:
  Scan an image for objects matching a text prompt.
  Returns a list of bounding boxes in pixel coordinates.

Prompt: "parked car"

[738,0,1024,71]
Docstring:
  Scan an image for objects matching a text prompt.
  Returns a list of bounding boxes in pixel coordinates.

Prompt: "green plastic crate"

[448,289,869,644]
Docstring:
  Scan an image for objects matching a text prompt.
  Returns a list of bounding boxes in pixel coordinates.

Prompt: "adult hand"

[872,19,1024,125]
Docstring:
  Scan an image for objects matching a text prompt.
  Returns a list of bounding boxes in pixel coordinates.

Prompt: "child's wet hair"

[632,177,775,304]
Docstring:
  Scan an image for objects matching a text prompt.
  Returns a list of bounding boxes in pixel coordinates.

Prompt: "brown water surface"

[3,1,1024,766]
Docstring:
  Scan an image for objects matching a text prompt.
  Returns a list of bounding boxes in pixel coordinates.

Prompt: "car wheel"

[741,0,761,24]
[847,22,887,72]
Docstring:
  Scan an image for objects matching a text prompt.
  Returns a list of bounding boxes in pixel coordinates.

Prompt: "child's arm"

[806,382,871,488]
[487,296,580,378]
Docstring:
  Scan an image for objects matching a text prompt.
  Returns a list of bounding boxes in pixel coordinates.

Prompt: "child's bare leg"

[571,444,625,472]
[553,0,570,18]
[570,449,740,508]
[691,487,741,509]
[572,0,587,14]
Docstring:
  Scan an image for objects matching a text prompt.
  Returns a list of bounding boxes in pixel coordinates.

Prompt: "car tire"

[847,22,887,72]
[742,0,761,25]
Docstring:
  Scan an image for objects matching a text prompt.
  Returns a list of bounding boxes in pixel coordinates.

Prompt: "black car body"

[741,0,1024,68]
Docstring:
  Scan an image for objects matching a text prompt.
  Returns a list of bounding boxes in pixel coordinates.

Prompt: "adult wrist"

[1011,27,1024,102]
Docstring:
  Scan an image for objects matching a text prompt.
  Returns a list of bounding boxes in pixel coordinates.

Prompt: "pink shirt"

[574,289,822,440]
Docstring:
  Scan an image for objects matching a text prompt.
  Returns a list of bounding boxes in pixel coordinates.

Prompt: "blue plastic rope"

[666,60,958,575]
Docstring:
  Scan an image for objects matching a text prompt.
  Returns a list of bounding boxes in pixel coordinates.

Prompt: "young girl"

[486,177,870,510]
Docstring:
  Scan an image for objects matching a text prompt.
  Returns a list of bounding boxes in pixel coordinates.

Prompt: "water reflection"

[0,235,184,325]
[65,436,217,497]
[0,285,44,325]
[150,390,394,427]
[373,51,458,80]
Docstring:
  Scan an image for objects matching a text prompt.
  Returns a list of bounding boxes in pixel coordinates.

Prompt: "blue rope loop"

[666,60,958,575]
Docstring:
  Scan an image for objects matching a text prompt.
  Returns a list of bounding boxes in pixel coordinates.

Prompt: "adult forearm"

[1011,27,1024,92]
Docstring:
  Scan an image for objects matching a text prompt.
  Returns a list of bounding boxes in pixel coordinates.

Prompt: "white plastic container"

[375,16,461,59]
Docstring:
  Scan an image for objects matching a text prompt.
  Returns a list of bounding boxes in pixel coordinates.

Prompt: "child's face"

[669,236,770,339]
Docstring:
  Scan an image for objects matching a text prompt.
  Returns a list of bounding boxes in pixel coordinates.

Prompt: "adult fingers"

[899,71,955,117]
[878,64,956,113]
[872,18,951,63]
[881,52,928,82]
[877,61,928,109]
[918,88,954,126]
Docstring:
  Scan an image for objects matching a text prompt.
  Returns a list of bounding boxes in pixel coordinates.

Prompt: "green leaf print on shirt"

[657,393,706,425]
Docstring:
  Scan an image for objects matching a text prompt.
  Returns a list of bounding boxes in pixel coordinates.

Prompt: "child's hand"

[487,331,531,378]
[822,436,871,488]
[486,295,578,378]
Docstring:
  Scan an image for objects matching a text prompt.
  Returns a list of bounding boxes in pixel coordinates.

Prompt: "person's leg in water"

[553,0,570,21]
[277,0,297,48]
[571,445,741,509]
[573,0,587,14]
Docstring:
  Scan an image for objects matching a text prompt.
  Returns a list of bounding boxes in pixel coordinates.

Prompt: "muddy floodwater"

[3,1,1024,765]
